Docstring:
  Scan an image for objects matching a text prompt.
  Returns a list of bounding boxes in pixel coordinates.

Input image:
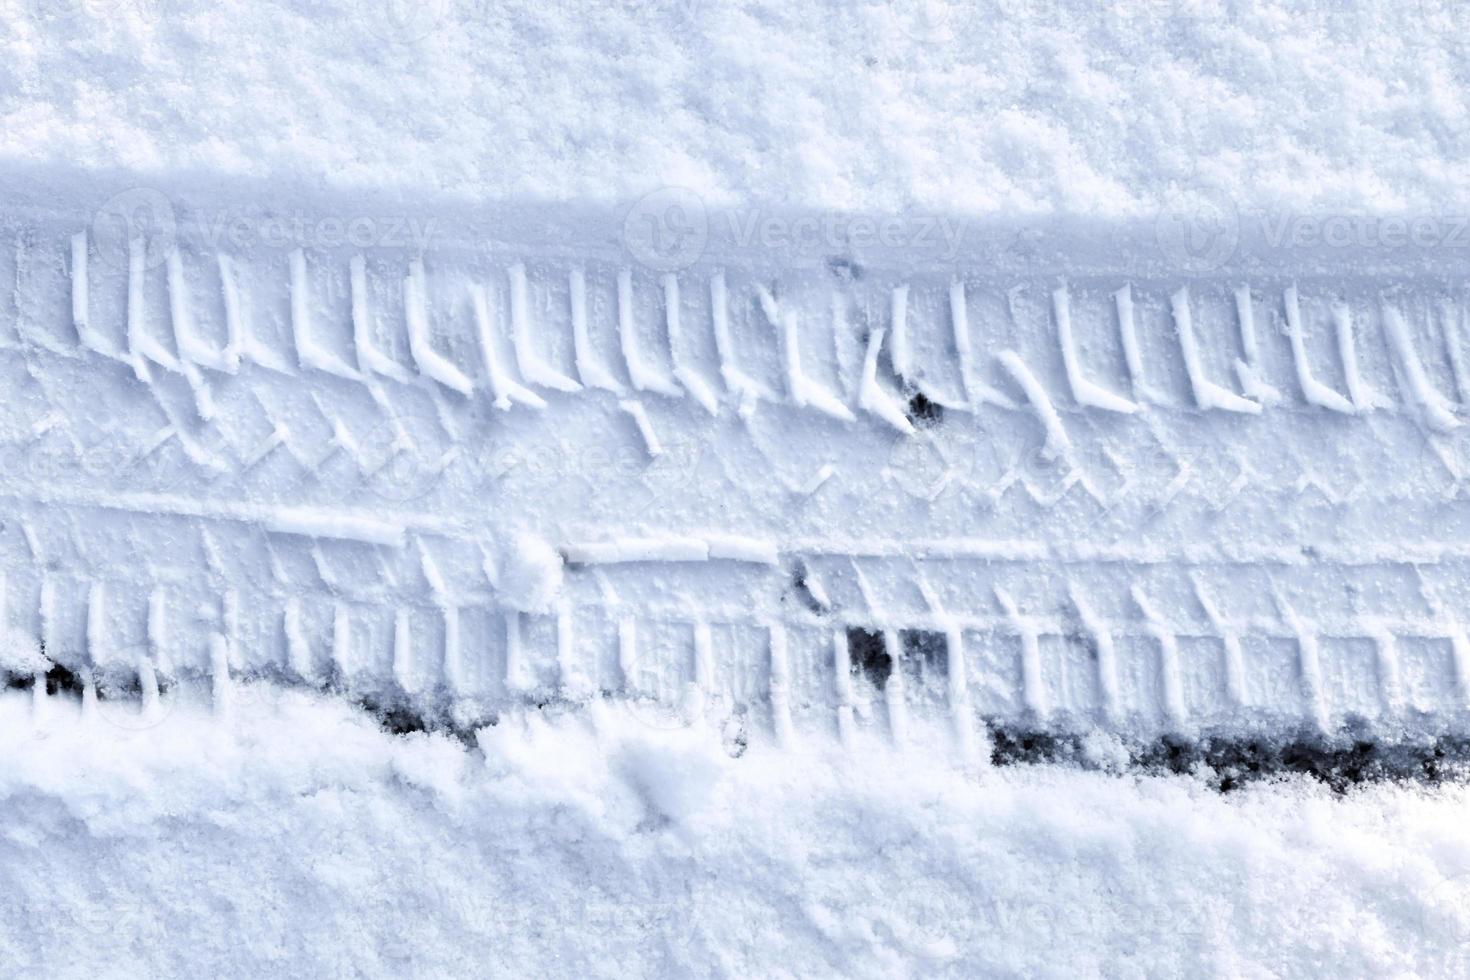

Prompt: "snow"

[0,629,46,676]
[495,532,564,613]
[1,684,1469,977]
[5,0,1470,973]
[1,1,1468,216]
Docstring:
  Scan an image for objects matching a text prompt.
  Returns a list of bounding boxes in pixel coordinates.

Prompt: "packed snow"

[3,0,1470,976]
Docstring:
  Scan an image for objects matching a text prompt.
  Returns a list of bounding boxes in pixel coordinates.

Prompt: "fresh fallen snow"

[1,0,1468,216]
[0,685,1468,977]
[5,0,1470,974]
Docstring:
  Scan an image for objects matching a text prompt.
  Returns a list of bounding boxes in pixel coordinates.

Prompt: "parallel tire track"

[4,212,1470,749]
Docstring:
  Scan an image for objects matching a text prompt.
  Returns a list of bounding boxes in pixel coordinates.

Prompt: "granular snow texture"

[2,689,1469,978]
[1,0,1467,216]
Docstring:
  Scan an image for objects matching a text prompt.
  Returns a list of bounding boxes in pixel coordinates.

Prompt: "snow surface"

[5,0,1470,975]
[1,0,1468,216]
[3,685,1470,978]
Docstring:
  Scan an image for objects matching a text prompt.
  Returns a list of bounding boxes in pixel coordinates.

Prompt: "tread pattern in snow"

[5,210,1470,746]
